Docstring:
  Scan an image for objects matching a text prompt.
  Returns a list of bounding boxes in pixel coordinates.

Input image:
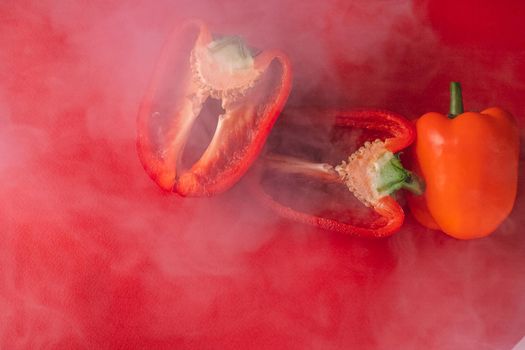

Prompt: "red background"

[1,0,525,349]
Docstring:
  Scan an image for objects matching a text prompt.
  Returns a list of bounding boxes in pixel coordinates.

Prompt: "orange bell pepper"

[408,82,520,239]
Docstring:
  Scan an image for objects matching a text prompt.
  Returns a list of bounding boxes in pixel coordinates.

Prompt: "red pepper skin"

[251,182,404,238]
[137,20,292,196]
[252,109,415,238]
[333,109,415,153]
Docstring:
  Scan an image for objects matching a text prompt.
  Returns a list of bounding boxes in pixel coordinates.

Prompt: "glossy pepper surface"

[137,20,292,196]
[408,82,520,239]
[252,108,420,238]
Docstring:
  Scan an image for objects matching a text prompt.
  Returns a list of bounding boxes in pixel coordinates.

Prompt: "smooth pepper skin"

[409,107,519,239]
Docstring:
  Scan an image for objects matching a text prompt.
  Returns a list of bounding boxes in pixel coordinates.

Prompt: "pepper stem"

[448,81,464,118]
[376,154,424,196]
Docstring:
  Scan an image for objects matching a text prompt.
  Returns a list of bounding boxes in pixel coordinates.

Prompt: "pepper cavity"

[250,108,419,237]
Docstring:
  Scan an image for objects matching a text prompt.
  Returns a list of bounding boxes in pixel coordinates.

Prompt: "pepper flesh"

[408,83,520,239]
[252,109,417,238]
[137,20,292,196]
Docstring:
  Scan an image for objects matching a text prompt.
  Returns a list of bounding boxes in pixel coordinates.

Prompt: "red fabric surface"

[1,0,525,349]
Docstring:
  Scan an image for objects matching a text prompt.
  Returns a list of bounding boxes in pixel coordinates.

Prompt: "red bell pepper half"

[137,20,292,196]
[251,108,421,238]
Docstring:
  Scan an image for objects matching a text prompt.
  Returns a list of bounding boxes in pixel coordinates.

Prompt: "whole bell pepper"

[408,82,520,239]
[137,20,292,196]
[251,108,422,238]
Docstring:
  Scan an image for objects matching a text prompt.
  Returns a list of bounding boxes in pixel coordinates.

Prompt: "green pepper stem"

[376,154,424,196]
[449,81,464,118]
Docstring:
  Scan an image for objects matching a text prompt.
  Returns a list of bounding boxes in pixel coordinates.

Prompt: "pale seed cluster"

[190,48,261,106]
[335,139,388,207]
